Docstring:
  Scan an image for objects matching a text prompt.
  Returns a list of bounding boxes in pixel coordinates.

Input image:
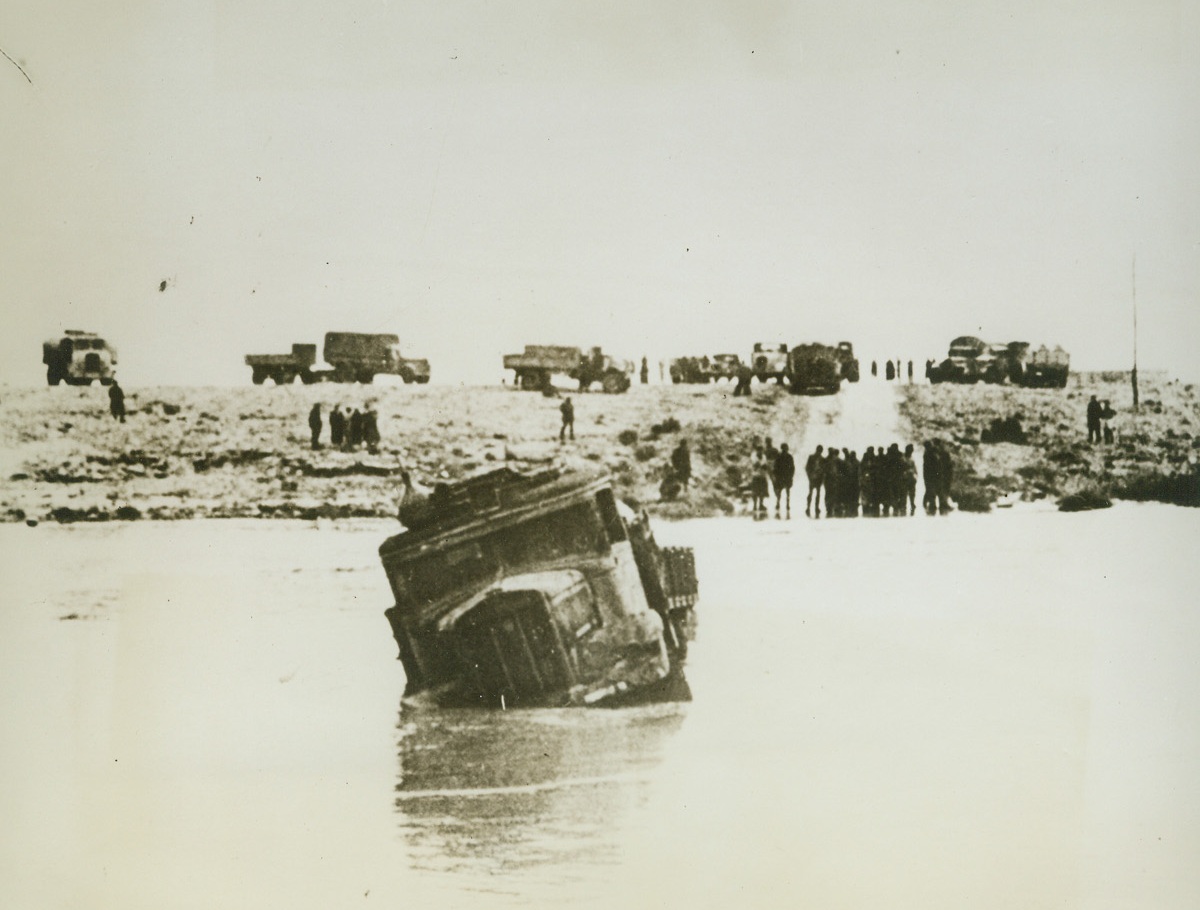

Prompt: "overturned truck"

[379,468,698,708]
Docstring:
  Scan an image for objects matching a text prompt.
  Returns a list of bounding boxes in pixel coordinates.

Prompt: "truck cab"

[43,331,118,386]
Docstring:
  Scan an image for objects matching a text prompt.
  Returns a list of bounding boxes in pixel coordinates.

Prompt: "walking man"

[107,378,126,423]
[773,443,796,515]
[559,396,575,442]
[307,403,322,449]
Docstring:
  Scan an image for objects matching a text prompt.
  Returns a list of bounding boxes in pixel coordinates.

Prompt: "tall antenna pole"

[1131,253,1139,410]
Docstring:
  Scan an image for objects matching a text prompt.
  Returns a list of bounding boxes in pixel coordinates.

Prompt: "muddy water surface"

[1,507,1197,909]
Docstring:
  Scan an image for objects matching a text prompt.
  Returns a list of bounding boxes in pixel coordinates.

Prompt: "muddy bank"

[0,382,809,523]
[898,372,1200,511]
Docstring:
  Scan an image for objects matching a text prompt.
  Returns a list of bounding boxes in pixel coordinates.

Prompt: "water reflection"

[394,699,688,877]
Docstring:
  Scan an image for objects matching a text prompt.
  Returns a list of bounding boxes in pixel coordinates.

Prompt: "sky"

[2,1,1197,387]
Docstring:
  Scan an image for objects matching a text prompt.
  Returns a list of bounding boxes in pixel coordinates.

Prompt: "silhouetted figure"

[923,440,953,513]
[347,409,363,449]
[871,360,878,377]
[1086,395,1102,444]
[1100,399,1116,444]
[805,445,825,516]
[773,443,795,514]
[885,360,896,381]
[907,360,913,382]
[671,439,692,491]
[733,363,753,397]
[822,447,841,516]
[845,450,860,517]
[860,447,877,515]
[640,356,649,385]
[559,396,575,441]
[308,404,322,449]
[107,379,126,423]
[329,405,346,447]
[902,443,918,514]
[363,406,380,453]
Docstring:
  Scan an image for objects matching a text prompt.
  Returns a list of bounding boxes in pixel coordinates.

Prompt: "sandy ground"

[0,379,811,523]
[899,371,1200,510]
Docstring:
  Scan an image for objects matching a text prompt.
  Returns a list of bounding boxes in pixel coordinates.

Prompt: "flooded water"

[2,506,1197,910]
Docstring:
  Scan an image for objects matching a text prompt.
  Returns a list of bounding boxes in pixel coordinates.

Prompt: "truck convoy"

[749,342,790,383]
[43,331,118,386]
[668,354,742,384]
[928,337,1069,388]
[245,332,430,385]
[503,345,634,393]
[787,341,860,394]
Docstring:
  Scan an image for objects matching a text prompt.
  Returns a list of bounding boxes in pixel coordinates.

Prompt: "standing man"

[329,405,346,448]
[308,403,323,449]
[640,356,649,385]
[559,395,575,442]
[907,360,914,382]
[885,360,896,381]
[1086,395,1102,444]
[108,377,126,423]
[733,362,753,397]
[773,443,796,515]
[671,439,692,491]
[804,444,825,517]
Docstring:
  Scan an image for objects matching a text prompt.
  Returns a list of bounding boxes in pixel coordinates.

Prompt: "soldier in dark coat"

[822,447,841,516]
[107,378,126,423]
[773,443,795,514]
[640,356,649,385]
[804,444,825,517]
[329,405,346,447]
[733,363,753,397]
[1087,395,1102,444]
[363,406,381,453]
[885,360,896,381]
[671,439,692,491]
[859,447,876,515]
[845,450,860,517]
[347,409,363,449]
[559,396,575,441]
[307,403,322,449]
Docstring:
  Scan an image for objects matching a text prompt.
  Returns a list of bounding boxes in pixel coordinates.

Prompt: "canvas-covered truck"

[245,332,431,385]
[788,343,844,395]
[503,345,634,393]
[1022,344,1070,388]
[43,331,118,386]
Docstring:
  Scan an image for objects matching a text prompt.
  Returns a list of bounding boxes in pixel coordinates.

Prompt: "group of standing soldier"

[307,403,381,452]
[803,443,921,517]
[747,437,796,515]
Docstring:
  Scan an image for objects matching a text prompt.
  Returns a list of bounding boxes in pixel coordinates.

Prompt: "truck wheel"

[416,376,430,384]
[47,368,62,386]
[251,369,267,385]
[601,372,627,394]
[399,369,414,384]
[99,377,114,386]
[358,371,374,384]
[299,371,316,385]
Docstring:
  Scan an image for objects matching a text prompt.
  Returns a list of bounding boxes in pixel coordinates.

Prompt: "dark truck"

[503,345,634,393]
[43,331,118,386]
[787,341,859,394]
[380,467,698,708]
[245,332,430,385]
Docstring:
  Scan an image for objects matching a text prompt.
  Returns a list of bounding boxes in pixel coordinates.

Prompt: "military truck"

[380,466,698,708]
[245,332,431,385]
[928,337,1069,387]
[503,345,633,393]
[43,331,118,386]
[668,353,743,384]
[750,342,790,383]
[787,343,844,395]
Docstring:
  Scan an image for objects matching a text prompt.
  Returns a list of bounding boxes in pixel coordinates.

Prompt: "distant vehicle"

[787,343,844,395]
[928,337,1069,388]
[668,353,743,384]
[503,345,633,393]
[43,331,118,386]
[750,342,790,383]
[833,341,861,383]
[245,332,430,385]
[380,467,698,708]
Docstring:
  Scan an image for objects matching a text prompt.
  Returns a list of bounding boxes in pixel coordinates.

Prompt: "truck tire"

[99,377,114,386]
[47,367,62,386]
[601,371,628,394]
[358,371,374,384]
[251,368,267,385]
[416,376,430,384]
[399,368,414,384]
